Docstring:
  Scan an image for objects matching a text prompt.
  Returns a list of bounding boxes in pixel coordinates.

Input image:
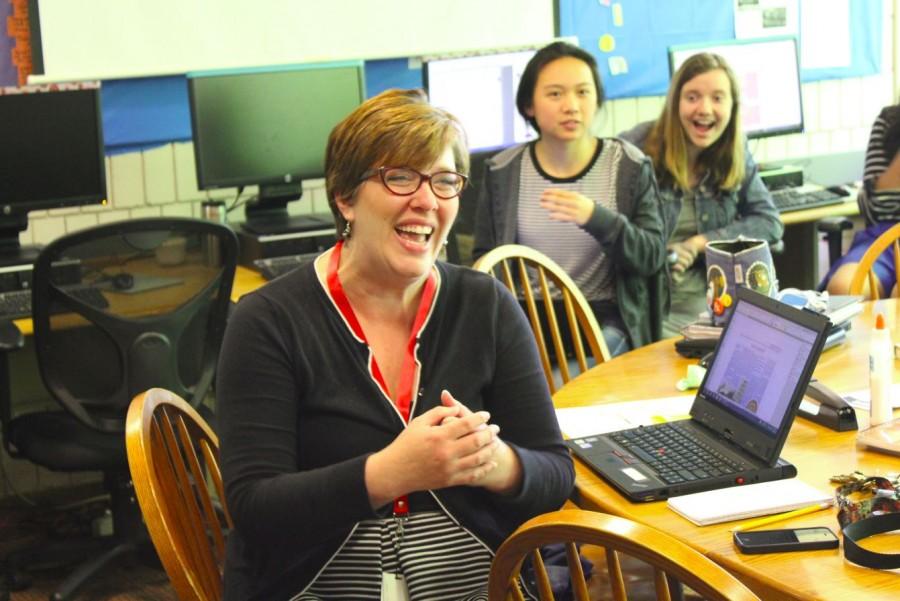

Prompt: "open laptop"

[566,286,830,502]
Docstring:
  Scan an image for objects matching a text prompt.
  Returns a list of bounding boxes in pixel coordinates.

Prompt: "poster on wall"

[1,0,31,87]
[734,0,799,39]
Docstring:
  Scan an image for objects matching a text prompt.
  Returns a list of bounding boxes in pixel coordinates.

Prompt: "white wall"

[32,0,555,82]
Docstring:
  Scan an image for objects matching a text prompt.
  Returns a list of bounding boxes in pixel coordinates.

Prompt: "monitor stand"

[240,183,336,236]
[0,215,42,268]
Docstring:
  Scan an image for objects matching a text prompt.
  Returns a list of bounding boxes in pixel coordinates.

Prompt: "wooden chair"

[473,244,610,395]
[848,222,900,299]
[488,509,760,601]
[126,388,233,601]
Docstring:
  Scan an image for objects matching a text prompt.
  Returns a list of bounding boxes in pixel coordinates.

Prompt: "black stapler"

[798,379,858,431]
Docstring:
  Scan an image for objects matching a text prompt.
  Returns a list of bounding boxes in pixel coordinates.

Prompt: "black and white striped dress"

[293,510,495,600]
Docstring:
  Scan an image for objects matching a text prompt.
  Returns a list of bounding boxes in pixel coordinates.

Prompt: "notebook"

[566,287,830,502]
[666,478,831,526]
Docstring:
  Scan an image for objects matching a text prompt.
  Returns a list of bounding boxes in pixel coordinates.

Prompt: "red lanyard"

[326,240,436,518]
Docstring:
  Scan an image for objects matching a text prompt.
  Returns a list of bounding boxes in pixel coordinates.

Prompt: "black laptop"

[566,287,830,502]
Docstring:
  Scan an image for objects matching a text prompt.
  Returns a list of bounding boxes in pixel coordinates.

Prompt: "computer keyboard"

[609,422,749,485]
[254,253,320,281]
[0,286,110,320]
[770,185,850,213]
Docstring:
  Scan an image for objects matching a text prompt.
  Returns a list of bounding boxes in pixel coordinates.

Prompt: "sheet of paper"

[799,0,850,69]
[734,0,799,39]
[841,383,900,411]
[555,395,694,438]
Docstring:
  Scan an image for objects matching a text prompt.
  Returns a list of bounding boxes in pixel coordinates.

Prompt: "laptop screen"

[699,296,821,435]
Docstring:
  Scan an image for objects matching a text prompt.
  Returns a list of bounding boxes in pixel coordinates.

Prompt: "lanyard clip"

[392,496,409,545]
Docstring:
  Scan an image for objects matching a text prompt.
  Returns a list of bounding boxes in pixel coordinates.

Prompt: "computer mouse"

[112,272,134,290]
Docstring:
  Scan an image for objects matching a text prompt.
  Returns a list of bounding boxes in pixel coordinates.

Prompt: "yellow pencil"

[731,501,833,532]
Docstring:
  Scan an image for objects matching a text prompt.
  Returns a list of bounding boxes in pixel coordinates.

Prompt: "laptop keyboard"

[609,422,750,485]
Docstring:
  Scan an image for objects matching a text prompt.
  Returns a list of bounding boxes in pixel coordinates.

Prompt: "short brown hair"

[324,88,469,233]
[644,52,744,192]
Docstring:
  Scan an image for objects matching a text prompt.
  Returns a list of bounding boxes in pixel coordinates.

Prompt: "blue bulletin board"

[557,0,882,100]
[99,0,884,153]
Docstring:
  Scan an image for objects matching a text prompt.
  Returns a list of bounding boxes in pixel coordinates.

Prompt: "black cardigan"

[216,258,574,600]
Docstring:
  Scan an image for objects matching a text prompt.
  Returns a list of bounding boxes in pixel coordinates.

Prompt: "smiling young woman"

[474,41,668,354]
[620,52,783,337]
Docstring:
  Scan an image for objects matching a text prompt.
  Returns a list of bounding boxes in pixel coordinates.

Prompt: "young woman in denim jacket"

[474,42,667,353]
[620,52,782,337]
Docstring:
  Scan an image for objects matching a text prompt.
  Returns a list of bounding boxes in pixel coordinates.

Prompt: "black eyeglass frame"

[359,166,468,200]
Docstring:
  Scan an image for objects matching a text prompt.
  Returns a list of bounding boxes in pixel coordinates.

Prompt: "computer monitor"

[668,36,803,140]
[187,61,365,235]
[0,86,107,266]
[424,48,538,153]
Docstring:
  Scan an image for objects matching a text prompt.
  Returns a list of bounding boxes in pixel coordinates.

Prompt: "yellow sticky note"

[599,34,615,53]
[651,414,692,424]
[612,3,624,26]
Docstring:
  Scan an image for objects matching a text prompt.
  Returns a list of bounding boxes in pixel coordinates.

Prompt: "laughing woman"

[216,89,573,601]
[620,52,783,337]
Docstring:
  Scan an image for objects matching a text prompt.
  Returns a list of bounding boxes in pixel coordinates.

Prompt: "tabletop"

[554,298,900,601]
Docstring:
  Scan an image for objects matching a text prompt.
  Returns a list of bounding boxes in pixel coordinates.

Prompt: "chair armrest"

[817,216,853,234]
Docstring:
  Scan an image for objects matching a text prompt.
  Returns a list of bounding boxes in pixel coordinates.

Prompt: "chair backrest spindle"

[474,245,610,394]
[849,223,900,298]
[127,387,232,601]
[487,509,761,601]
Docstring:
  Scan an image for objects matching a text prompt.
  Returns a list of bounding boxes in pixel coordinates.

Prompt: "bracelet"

[843,513,900,569]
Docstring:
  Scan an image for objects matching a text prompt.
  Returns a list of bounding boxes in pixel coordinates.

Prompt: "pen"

[731,501,833,532]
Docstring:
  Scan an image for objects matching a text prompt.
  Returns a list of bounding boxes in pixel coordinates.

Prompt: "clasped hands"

[365,390,520,508]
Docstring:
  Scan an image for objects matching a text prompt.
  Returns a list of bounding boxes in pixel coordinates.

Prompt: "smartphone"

[733,527,839,554]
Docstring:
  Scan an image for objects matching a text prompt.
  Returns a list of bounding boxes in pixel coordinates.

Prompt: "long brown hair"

[644,53,744,192]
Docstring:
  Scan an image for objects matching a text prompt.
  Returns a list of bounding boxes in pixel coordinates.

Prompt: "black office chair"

[0,217,237,601]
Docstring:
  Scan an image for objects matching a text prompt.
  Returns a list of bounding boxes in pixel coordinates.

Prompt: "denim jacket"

[619,121,783,245]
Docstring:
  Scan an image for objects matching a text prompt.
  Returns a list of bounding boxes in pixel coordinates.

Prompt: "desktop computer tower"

[0,258,81,293]
[236,225,337,267]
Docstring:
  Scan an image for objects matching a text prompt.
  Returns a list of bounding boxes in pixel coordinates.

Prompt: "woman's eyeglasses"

[360,166,467,200]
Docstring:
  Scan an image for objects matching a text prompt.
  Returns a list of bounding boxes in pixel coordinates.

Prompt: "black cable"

[226,186,254,214]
